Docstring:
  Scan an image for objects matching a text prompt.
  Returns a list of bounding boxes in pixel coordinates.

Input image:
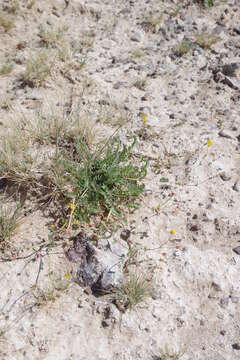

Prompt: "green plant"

[159,346,184,360]
[134,77,147,91]
[174,39,191,57]
[0,202,21,248]
[0,14,14,32]
[55,136,147,223]
[197,0,214,7]
[195,32,219,49]
[0,62,13,76]
[114,274,150,309]
[24,51,52,87]
[131,48,145,60]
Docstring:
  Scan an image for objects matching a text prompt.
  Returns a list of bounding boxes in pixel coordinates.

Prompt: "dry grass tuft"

[115,274,150,309]
[0,13,14,32]
[0,201,21,249]
[142,14,162,33]
[24,51,53,87]
[195,32,219,49]
[174,39,191,57]
[0,62,13,76]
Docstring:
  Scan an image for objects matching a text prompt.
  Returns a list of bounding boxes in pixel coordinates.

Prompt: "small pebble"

[218,129,233,139]
[120,229,131,241]
[232,180,240,192]
[233,246,240,255]
[219,171,231,181]
[232,343,240,350]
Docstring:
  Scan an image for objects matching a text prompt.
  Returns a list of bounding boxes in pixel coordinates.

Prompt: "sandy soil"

[0,0,240,359]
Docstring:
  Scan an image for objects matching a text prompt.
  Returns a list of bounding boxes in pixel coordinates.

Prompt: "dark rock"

[120,229,131,241]
[190,224,199,232]
[233,180,240,192]
[233,246,240,255]
[232,343,240,350]
[219,297,229,308]
[221,63,239,77]
[211,282,222,292]
[220,330,226,336]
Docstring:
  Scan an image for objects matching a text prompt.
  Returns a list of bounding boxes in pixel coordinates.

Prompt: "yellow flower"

[207,138,213,147]
[73,219,80,225]
[142,112,147,125]
[170,229,176,235]
[64,272,71,280]
[50,224,55,230]
[69,201,76,211]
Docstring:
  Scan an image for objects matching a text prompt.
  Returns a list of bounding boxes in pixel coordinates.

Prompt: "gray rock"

[197,55,207,70]
[113,81,125,89]
[218,129,233,139]
[70,232,128,293]
[130,32,142,42]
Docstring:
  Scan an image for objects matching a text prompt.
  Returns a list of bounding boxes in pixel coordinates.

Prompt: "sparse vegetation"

[0,202,21,249]
[158,346,184,360]
[0,62,13,76]
[0,113,147,228]
[3,0,20,15]
[131,48,145,60]
[0,129,34,186]
[196,0,214,8]
[0,13,14,32]
[195,32,219,49]
[134,77,147,90]
[39,26,67,48]
[174,39,191,57]
[27,0,36,10]
[142,14,162,33]
[54,136,147,224]
[115,274,150,309]
[24,51,52,87]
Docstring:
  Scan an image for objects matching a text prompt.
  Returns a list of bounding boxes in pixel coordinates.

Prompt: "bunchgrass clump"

[114,274,150,309]
[159,346,184,360]
[174,39,191,57]
[0,112,147,229]
[39,26,67,48]
[4,0,20,15]
[0,130,34,187]
[0,202,21,248]
[195,32,219,49]
[0,62,13,76]
[131,48,145,60]
[55,136,147,223]
[134,77,147,91]
[0,13,14,32]
[24,51,52,87]
[142,14,162,33]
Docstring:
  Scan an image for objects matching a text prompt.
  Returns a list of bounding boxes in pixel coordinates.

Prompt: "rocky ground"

[0,0,240,359]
